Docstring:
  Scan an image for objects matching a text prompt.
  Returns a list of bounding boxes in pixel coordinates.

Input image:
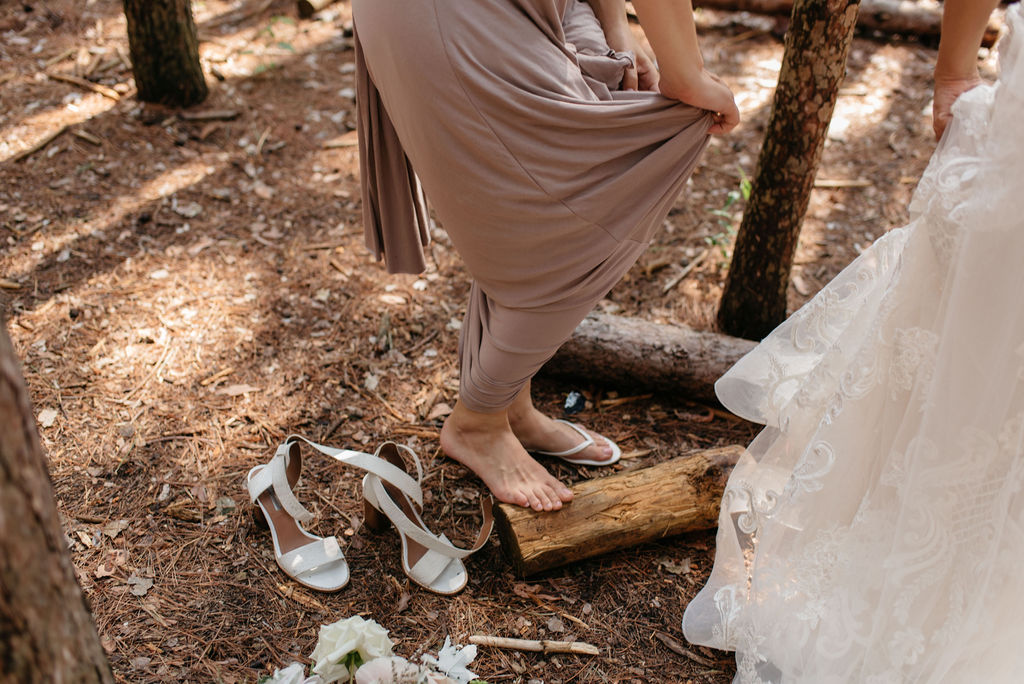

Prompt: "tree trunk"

[694,0,1000,46]
[0,321,113,683]
[123,0,208,107]
[717,0,860,340]
[541,313,756,404]
[494,446,744,576]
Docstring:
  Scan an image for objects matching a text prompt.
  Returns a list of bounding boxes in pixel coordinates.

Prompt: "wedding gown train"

[682,5,1024,682]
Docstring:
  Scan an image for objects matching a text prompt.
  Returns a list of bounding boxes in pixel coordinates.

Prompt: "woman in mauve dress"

[353,0,738,511]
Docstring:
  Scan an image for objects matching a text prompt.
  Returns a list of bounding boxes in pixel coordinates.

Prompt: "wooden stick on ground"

[47,72,121,100]
[494,446,744,576]
[469,635,600,656]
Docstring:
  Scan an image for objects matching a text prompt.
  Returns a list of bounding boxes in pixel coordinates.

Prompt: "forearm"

[582,0,630,37]
[630,0,703,99]
[936,0,999,79]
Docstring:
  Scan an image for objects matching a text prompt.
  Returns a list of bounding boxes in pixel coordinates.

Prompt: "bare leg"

[507,380,615,463]
[440,401,574,512]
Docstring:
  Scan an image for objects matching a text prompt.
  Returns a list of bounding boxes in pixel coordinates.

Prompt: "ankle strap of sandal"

[246,445,315,524]
[284,434,425,507]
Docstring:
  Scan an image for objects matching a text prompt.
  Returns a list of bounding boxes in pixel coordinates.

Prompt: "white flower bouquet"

[258,616,487,684]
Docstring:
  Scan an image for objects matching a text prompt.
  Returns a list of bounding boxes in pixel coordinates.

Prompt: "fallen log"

[494,445,744,576]
[693,0,1001,47]
[541,313,756,404]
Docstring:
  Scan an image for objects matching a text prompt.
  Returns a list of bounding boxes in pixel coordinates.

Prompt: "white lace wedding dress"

[682,6,1024,682]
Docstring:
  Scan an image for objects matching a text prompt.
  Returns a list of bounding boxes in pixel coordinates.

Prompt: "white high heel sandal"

[361,442,494,595]
[246,435,425,592]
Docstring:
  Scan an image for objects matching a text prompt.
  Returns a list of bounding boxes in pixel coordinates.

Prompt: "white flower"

[310,616,395,683]
[260,662,323,684]
[420,637,479,684]
[354,656,429,684]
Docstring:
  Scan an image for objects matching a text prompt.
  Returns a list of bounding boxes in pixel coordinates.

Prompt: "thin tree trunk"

[717,0,860,340]
[0,320,113,683]
[123,0,208,107]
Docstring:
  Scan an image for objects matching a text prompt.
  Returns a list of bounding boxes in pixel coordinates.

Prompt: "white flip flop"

[532,419,622,467]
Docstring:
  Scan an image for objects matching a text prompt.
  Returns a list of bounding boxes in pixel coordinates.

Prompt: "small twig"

[662,249,708,293]
[469,635,600,656]
[254,126,271,155]
[43,48,76,68]
[47,71,121,100]
[179,109,240,122]
[72,129,103,146]
[123,342,175,401]
[200,367,234,386]
[654,631,716,667]
[599,394,652,408]
[12,124,70,162]
[390,426,441,439]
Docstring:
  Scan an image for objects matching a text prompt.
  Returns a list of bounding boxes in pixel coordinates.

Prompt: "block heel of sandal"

[362,494,390,533]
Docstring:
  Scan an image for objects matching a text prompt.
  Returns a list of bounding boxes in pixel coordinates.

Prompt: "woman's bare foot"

[506,381,616,464]
[440,400,574,512]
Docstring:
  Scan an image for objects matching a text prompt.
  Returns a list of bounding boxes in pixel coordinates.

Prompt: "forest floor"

[0,1,1002,682]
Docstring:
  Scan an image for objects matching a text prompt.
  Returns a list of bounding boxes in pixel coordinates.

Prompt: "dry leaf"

[126,574,153,596]
[426,402,453,420]
[659,556,691,575]
[546,616,566,633]
[37,408,58,428]
[101,519,130,539]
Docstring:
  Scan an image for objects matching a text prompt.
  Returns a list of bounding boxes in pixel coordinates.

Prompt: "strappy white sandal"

[247,435,425,592]
[361,442,494,595]
[532,419,622,467]
[246,440,350,592]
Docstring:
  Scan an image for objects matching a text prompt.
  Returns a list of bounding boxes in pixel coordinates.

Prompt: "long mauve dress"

[353,0,712,411]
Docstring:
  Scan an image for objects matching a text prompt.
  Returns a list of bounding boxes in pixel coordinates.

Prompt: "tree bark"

[694,0,1000,46]
[123,0,208,107]
[494,446,744,576]
[540,313,756,404]
[717,0,860,340]
[0,321,113,683]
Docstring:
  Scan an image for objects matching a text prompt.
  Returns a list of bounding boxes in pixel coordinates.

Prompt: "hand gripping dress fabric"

[682,6,1024,682]
[352,0,712,411]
